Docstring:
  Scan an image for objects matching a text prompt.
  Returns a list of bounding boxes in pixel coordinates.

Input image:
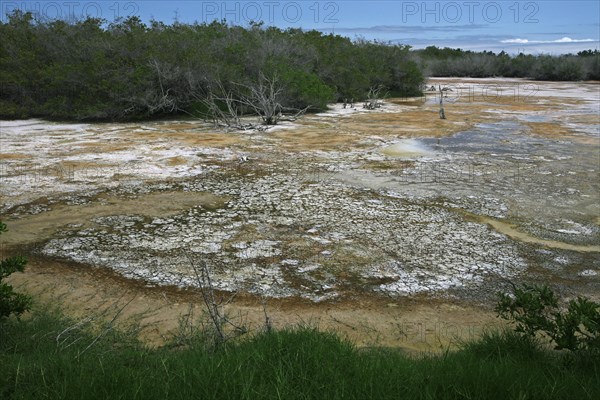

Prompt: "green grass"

[1,308,598,400]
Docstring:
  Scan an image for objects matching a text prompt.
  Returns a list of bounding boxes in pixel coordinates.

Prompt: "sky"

[2,0,598,54]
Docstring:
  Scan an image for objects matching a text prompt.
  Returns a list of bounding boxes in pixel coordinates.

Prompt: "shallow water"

[381,139,433,158]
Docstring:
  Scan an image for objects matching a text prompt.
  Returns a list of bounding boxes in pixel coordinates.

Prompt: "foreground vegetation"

[0,221,31,320]
[0,305,597,399]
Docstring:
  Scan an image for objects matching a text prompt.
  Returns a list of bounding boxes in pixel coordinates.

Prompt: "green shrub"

[496,283,600,354]
[0,221,31,320]
[281,69,335,110]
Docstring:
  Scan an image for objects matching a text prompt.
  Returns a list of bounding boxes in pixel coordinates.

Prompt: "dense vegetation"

[414,46,600,81]
[0,11,422,121]
[2,11,598,122]
[1,307,598,400]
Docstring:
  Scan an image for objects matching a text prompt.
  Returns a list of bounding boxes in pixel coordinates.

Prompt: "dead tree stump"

[438,85,446,120]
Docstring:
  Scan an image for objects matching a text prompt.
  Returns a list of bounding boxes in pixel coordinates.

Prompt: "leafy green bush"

[0,221,31,320]
[496,283,599,354]
[281,69,335,110]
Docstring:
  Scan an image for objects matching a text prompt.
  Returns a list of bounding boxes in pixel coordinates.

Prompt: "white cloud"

[502,38,530,44]
[501,37,595,44]
[320,24,488,34]
[396,36,599,55]
[555,37,592,43]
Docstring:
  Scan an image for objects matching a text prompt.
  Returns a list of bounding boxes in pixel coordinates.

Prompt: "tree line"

[1,12,598,122]
[414,46,600,81]
[0,12,423,121]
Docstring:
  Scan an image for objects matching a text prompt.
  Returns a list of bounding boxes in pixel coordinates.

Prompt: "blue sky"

[2,1,598,54]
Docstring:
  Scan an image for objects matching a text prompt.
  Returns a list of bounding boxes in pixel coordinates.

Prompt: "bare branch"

[363,85,387,110]
[184,250,247,348]
[192,73,309,131]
